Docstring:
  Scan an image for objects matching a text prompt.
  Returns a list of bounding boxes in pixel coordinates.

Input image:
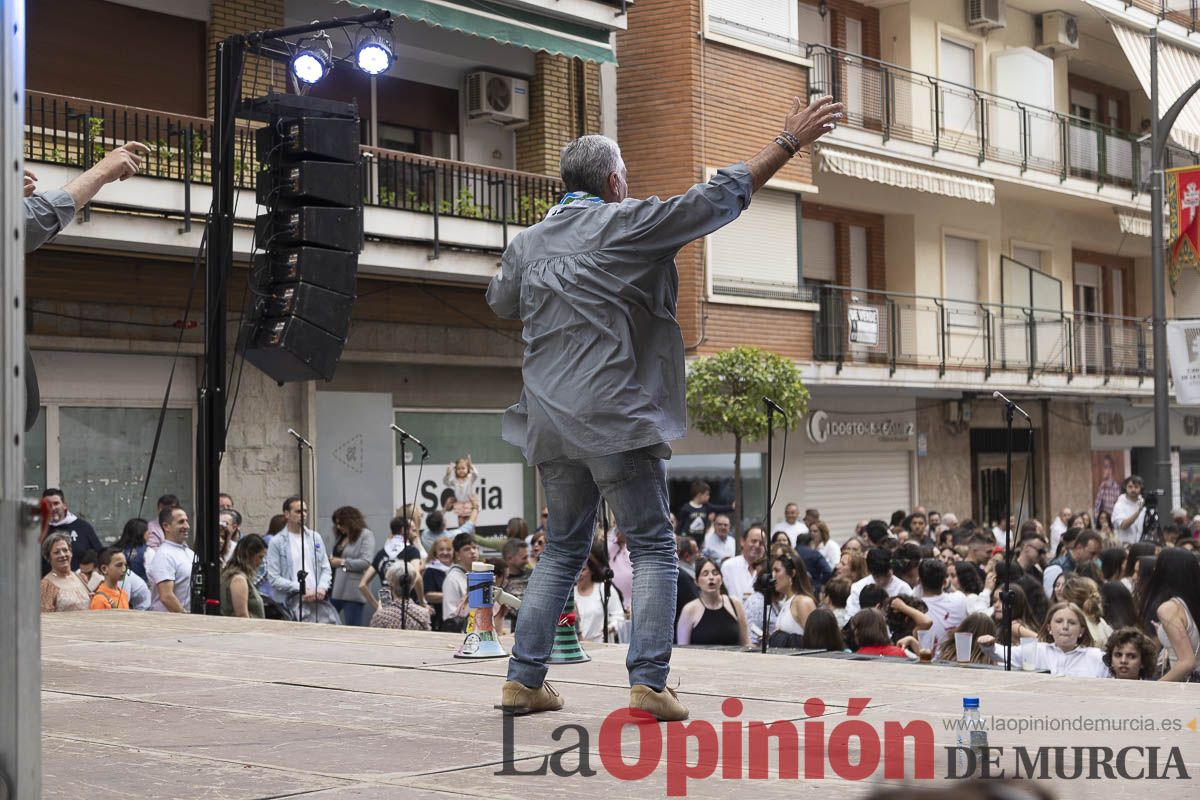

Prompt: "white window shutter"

[709,188,799,298]
[802,218,837,282]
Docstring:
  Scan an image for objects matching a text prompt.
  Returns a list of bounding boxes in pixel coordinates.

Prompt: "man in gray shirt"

[22,142,149,430]
[489,95,843,720]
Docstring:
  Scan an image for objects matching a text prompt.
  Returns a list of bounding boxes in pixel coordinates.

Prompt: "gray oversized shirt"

[486,163,754,466]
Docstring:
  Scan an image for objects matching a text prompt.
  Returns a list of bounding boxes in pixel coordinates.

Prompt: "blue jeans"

[507,445,676,690]
[332,598,364,627]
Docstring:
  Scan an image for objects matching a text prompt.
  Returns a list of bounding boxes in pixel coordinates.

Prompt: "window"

[709,188,802,300]
[850,225,869,290]
[797,2,831,47]
[706,0,802,58]
[944,235,980,326]
[939,38,977,137]
[802,217,836,286]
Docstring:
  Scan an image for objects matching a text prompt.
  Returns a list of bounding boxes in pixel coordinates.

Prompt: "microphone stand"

[600,498,615,643]
[761,396,783,654]
[391,423,429,630]
[287,428,313,623]
[992,391,1027,672]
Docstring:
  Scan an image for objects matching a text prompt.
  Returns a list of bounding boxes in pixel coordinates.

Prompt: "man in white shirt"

[702,514,736,562]
[721,524,767,602]
[146,505,194,613]
[1048,507,1071,555]
[1111,475,1146,546]
[845,548,908,616]
[771,503,808,544]
[265,497,334,622]
[913,558,968,651]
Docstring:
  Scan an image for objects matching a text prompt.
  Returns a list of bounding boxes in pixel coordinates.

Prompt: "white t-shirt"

[1111,493,1145,545]
[1048,517,1067,554]
[916,589,969,651]
[441,565,469,621]
[772,520,809,544]
[702,531,736,562]
[818,539,841,571]
[146,539,193,612]
[574,584,625,642]
[993,642,1110,678]
[721,556,759,602]
[845,573,907,616]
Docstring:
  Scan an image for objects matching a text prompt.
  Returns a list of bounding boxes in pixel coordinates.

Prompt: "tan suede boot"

[629,685,689,721]
[498,680,564,716]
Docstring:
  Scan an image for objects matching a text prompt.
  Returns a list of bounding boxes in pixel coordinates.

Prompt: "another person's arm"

[40,579,58,613]
[1158,601,1198,681]
[345,532,375,573]
[359,566,380,610]
[228,574,251,618]
[676,602,698,645]
[732,598,750,648]
[890,597,932,631]
[157,580,184,613]
[266,540,298,596]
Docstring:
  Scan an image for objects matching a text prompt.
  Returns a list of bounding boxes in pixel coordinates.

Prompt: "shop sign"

[397,462,525,528]
[806,409,915,445]
[848,306,879,346]
[1091,403,1200,449]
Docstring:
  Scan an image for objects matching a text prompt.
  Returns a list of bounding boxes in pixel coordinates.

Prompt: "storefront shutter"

[800,450,913,542]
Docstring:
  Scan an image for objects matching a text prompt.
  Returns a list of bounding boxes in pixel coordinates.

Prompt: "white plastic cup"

[1020,636,1038,671]
[954,631,974,663]
[917,629,934,653]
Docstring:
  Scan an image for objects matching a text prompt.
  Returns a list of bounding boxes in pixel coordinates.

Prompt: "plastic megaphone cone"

[547,593,590,664]
[454,562,507,659]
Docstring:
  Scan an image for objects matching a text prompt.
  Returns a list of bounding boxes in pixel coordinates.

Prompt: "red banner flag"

[1168,165,1200,292]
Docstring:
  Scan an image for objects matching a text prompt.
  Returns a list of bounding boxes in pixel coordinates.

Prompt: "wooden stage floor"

[40,612,1200,799]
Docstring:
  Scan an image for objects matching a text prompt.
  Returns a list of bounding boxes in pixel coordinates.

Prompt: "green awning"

[349,0,617,63]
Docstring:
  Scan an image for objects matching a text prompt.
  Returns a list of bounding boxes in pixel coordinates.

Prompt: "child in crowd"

[822,576,852,628]
[850,608,914,659]
[1104,627,1160,680]
[76,549,102,592]
[980,601,1109,677]
[675,480,734,545]
[89,548,130,610]
[443,455,479,519]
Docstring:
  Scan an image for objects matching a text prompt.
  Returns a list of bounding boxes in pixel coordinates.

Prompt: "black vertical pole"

[1002,403,1014,671]
[196,36,243,613]
[297,438,307,623]
[399,434,408,630]
[762,401,774,654]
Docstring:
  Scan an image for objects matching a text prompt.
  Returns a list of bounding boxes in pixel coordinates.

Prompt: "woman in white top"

[981,601,1109,678]
[574,552,625,643]
[743,553,817,646]
[1137,549,1200,681]
[811,521,841,572]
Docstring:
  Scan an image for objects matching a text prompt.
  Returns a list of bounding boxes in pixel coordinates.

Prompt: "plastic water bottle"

[956,697,986,775]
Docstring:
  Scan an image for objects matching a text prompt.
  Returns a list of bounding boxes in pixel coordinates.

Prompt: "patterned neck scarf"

[545,191,604,218]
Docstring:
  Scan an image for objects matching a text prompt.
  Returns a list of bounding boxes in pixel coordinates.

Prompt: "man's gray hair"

[559,135,622,197]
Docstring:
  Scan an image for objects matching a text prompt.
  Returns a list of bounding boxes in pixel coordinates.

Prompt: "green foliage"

[378,185,396,206]
[86,116,104,164]
[512,194,553,224]
[686,346,809,441]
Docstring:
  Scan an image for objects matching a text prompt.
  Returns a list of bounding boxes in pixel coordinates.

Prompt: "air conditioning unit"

[466,71,529,127]
[966,0,1007,32]
[1039,11,1079,52]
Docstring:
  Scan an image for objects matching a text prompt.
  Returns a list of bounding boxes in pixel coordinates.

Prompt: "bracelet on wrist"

[773,136,798,157]
[778,130,802,151]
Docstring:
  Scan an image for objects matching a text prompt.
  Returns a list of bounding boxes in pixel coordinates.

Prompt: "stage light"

[291,48,330,85]
[355,28,393,75]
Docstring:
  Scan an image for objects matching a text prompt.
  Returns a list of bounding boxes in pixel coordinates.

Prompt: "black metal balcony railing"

[23,91,563,234]
[1131,0,1200,34]
[807,45,1200,192]
[814,285,1152,383]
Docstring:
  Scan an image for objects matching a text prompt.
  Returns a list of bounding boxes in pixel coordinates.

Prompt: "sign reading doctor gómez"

[806,409,915,446]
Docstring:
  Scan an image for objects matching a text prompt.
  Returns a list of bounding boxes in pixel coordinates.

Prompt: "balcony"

[23,91,563,244]
[807,44,1200,194]
[814,285,1152,384]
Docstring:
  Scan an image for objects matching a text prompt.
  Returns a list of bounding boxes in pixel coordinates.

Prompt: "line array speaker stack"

[238,94,363,383]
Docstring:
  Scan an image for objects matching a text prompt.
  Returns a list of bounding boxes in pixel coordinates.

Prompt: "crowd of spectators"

[34,471,1200,682]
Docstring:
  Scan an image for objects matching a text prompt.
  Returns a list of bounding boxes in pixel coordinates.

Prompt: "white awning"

[1116,209,1151,238]
[817,146,995,205]
[1110,22,1200,154]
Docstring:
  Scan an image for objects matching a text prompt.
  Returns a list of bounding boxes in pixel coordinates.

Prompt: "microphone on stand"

[390,423,430,459]
[763,396,787,417]
[286,428,314,449]
[991,391,1030,419]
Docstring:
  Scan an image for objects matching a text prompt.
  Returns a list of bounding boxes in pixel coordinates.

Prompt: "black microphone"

[763,396,787,416]
[390,423,430,458]
[991,391,1030,420]
[286,428,314,448]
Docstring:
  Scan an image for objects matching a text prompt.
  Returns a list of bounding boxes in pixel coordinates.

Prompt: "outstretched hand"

[96,141,151,183]
[783,95,844,149]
